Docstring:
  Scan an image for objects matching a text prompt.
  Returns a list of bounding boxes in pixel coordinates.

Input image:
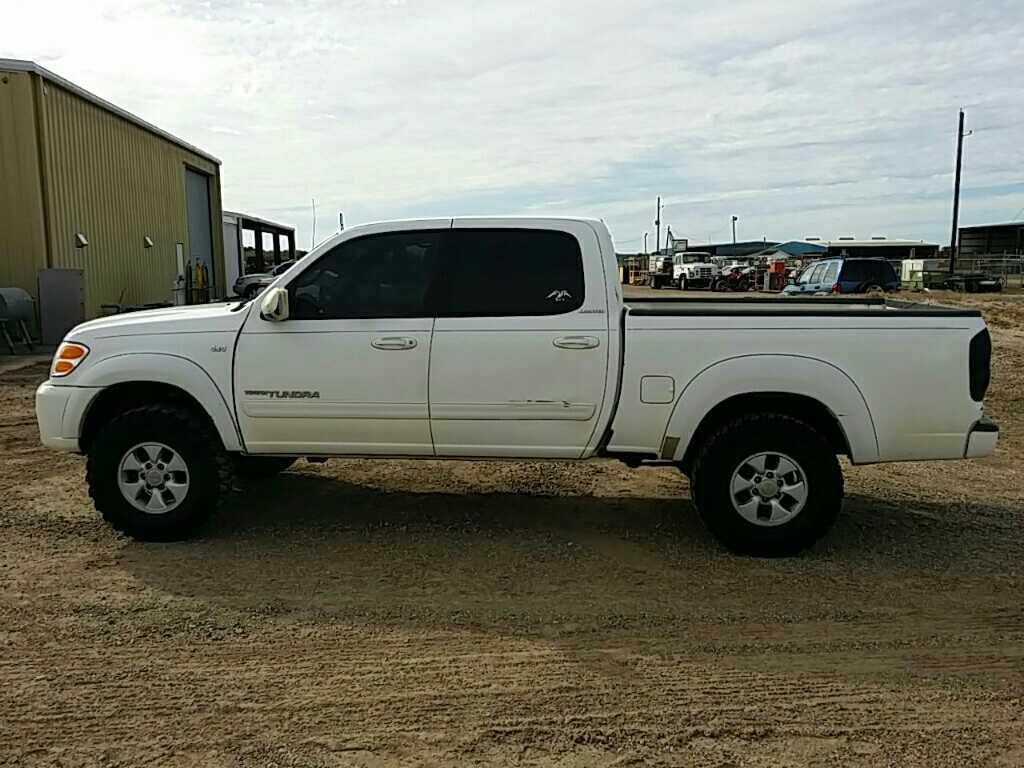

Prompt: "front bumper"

[965,417,999,459]
[35,382,101,452]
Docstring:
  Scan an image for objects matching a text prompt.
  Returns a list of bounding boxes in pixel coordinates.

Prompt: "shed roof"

[0,58,220,165]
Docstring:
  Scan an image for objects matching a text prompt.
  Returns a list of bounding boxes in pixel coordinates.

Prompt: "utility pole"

[654,197,662,256]
[731,215,738,244]
[311,198,317,249]
[948,109,971,275]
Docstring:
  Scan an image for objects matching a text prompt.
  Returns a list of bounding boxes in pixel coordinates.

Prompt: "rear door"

[428,220,611,458]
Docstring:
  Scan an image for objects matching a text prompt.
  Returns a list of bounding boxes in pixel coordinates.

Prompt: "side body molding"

[663,354,879,464]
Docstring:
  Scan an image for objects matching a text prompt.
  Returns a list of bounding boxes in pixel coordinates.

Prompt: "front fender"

[664,354,879,463]
[71,353,243,451]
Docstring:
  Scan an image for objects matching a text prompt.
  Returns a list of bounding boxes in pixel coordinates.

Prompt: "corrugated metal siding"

[0,72,47,302]
[34,76,224,317]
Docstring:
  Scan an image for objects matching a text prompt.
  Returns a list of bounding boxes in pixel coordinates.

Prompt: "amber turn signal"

[51,342,89,377]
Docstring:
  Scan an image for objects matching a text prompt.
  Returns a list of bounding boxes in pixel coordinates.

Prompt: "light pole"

[731,215,738,244]
[654,197,662,255]
[644,232,649,254]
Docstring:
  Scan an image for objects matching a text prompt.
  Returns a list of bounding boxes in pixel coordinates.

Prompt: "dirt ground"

[1,290,1022,767]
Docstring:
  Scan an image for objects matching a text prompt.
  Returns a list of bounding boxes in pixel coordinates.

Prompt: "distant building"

[681,240,779,258]
[813,238,939,259]
[958,222,1024,255]
[0,59,223,338]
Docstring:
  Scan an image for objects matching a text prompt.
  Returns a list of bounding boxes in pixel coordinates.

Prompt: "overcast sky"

[5,0,1023,251]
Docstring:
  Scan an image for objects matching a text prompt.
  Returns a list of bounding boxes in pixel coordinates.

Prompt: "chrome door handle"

[371,336,418,350]
[553,335,600,350]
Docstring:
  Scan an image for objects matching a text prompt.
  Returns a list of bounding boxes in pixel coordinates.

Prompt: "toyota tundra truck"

[35,218,998,556]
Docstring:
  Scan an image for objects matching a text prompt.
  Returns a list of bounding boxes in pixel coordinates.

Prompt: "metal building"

[959,222,1024,255]
[0,59,224,335]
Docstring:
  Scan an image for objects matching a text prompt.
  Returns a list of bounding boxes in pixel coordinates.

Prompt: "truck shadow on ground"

[118,470,1017,631]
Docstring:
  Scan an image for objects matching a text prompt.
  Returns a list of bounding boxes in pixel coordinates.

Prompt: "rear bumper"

[965,417,999,458]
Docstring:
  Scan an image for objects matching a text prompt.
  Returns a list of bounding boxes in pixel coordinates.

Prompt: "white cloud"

[4,0,1023,248]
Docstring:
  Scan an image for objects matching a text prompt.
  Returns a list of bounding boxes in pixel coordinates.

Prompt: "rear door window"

[823,261,840,284]
[808,263,827,284]
[440,229,584,316]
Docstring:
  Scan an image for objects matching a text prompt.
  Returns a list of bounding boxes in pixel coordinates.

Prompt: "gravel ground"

[1,290,1022,767]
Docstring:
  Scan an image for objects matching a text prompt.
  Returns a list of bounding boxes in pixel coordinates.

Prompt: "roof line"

[0,58,221,165]
[960,222,1024,230]
[223,210,295,233]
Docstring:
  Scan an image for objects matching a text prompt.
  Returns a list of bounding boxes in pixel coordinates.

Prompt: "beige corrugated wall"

[0,67,224,319]
[0,72,48,301]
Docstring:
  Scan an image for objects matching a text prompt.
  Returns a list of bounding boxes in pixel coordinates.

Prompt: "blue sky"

[5,0,1023,251]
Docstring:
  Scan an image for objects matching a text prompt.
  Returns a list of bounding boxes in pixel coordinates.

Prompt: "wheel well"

[79,381,218,453]
[679,392,852,475]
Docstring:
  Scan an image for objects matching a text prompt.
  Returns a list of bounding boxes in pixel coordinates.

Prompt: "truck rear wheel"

[86,404,234,541]
[690,413,842,556]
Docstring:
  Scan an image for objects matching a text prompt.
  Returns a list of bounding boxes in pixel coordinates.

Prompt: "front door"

[185,168,215,301]
[234,226,445,455]
[428,221,611,459]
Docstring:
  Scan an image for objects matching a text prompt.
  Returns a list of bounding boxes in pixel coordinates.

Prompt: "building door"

[38,269,84,344]
[185,168,215,301]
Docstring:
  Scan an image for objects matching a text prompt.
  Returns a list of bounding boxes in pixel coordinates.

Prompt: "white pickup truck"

[36,218,998,556]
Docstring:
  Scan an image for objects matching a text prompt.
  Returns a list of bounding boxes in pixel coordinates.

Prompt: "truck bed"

[625,296,981,317]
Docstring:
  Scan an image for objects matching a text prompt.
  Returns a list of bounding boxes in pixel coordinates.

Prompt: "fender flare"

[663,354,879,463]
[73,353,243,451]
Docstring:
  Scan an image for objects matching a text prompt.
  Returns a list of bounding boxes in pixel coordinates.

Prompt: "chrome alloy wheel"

[117,442,190,514]
[730,451,808,527]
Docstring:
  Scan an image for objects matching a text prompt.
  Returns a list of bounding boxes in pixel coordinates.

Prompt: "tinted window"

[875,261,897,282]
[442,229,584,316]
[823,261,840,283]
[808,263,827,284]
[841,260,867,282]
[288,231,441,319]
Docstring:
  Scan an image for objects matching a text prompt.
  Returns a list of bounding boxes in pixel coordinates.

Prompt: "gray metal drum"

[0,288,35,323]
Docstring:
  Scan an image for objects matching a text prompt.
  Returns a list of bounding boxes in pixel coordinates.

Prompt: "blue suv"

[783,257,901,296]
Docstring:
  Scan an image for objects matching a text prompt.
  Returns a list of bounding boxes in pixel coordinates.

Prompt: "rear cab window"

[439,229,585,317]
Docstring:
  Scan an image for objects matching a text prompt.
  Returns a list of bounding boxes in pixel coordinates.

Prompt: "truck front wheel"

[690,413,842,556]
[86,404,234,541]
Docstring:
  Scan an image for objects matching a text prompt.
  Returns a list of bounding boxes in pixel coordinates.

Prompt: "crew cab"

[36,218,998,556]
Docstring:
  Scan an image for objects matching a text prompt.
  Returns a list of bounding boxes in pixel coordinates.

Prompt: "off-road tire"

[86,404,234,541]
[690,413,843,557]
[234,456,297,480]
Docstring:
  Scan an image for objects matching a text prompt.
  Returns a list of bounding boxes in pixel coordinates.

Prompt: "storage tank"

[0,287,35,323]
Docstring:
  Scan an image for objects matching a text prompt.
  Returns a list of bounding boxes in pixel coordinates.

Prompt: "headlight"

[52,342,90,377]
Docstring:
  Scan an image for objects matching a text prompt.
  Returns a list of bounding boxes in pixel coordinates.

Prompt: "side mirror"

[260,287,289,322]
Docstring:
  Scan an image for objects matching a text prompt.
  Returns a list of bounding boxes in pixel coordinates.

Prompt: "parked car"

[783,257,900,296]
[232,260,296,299]
[36,218,996,556]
